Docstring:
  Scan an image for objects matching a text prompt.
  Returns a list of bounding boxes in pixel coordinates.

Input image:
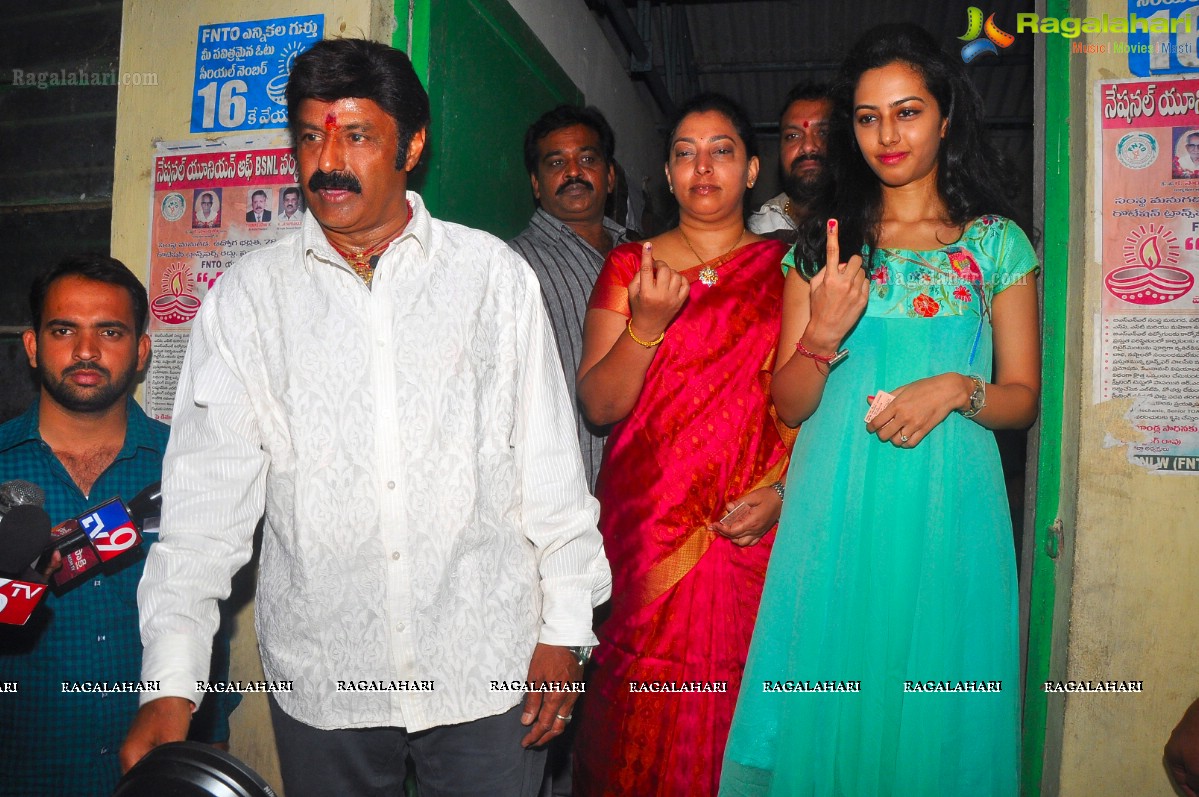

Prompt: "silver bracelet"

[771,481,785,501]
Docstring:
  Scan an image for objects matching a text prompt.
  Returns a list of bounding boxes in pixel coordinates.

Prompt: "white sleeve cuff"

[538,585,605,648]
[138,631,212,709]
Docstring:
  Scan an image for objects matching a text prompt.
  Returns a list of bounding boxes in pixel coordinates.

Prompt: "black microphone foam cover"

[0,504,53,575]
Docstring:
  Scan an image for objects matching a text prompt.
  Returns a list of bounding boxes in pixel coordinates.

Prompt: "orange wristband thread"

[794,340,849,373]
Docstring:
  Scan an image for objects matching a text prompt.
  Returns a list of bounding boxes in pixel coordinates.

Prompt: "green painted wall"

[402,0,582,239]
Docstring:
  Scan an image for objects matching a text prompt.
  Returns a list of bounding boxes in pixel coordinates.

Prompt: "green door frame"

[400,1,432,80]
[1022,0,1071,792]
[395,0,581,235]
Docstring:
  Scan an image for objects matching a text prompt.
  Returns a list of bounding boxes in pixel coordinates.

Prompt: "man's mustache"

[308,170,363,193]
[556,177,593,195]
[789,153,826,172]
[63,362,110,378]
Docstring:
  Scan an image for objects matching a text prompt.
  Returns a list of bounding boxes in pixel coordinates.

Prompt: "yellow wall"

[1054,1,1199,794]
[113,1,390,789]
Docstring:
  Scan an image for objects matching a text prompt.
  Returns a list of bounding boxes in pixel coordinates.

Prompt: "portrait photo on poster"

[1171,126,1199,179]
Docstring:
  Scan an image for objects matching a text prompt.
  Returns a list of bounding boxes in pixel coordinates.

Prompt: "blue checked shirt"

[0,398,239,797]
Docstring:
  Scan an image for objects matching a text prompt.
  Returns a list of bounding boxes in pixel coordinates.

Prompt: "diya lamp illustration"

[1106,224,1194,305]
[150,264,202,325]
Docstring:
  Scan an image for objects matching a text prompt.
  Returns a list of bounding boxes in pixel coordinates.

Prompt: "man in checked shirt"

[0,254,237,797]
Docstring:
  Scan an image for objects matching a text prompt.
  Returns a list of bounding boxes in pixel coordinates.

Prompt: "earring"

[668,185,674,194]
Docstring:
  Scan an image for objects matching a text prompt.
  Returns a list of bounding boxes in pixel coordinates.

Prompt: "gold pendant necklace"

[678,227,745,287]
[329,203,414,287]
[330,240,390,287]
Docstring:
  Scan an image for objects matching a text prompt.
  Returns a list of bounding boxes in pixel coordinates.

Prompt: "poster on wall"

[1096,77,1199,473]
[191,14,322,133]
[1125,0,1199,76]
[146,135,302,420]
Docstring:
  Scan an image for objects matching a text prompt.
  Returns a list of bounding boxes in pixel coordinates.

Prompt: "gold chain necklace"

[330,238,392,286]
[678,226,745,287]
[329,203,414,287]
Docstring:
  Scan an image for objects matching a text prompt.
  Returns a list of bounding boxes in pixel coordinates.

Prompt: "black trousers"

[269,697,547,797]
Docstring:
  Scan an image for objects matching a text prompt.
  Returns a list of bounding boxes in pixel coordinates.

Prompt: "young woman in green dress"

[721,24,1041,796]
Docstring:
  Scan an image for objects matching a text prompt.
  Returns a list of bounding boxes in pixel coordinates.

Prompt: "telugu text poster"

[1097,77,1199,473]
[147,136,301,419]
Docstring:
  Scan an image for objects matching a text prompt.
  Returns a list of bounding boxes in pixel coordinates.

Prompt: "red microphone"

[0,504,53,625]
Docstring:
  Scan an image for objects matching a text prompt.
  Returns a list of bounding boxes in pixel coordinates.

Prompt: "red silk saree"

[573,239,793,797]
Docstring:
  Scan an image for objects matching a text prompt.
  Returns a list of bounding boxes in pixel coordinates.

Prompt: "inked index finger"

[640,241,656,291]
[640,242,655,273]
[825,218,841,273]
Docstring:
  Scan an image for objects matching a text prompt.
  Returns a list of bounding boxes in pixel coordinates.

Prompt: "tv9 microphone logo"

[0,579,47,625]
[78,498,140,563]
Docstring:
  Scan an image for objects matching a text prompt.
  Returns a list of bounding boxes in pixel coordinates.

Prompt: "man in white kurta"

[122,38,610,797]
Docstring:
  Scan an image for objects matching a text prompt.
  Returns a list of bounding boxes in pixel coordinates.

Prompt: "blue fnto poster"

[1126,0,1199,76]
[191,15,323,133]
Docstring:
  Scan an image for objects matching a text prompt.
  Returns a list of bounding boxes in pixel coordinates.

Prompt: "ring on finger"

[900,433,910,443]
[555,713,572,723]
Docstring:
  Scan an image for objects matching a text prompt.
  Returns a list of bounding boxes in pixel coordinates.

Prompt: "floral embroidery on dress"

[912,293,940,317]
[867,217,1004,321]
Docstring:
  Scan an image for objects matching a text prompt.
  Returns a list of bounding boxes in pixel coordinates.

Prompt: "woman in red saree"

[572,93,792,797]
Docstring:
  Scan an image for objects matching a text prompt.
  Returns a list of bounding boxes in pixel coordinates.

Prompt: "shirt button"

[391,551,401,561]
[396,623,405,633]
[100,746,108,754]
[386,480,396,489]
[376,339,385,347]
[97,635,106,642]
[93,580,102,587]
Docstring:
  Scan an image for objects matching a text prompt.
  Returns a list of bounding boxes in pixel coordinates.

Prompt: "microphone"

[126,481,162,530]
[50,495,146,591]
[0,504,54,576]
[0,504,54,625]
[0,479,46,515]
[0,478,152,621]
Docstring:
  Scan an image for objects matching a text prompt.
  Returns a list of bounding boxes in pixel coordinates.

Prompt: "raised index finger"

[641,242,655,272]
[825,218,840,273]
[640,241,655,291]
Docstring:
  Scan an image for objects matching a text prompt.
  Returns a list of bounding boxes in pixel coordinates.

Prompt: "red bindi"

[324,113,338,131]
[802,121,810,129]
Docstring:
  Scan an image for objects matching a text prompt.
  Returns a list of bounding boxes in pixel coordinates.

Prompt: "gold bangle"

[626,320,665,348]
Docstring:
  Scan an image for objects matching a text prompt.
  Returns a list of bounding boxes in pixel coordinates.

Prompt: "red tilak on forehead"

[802,120,810,129]
[324,113,338,131]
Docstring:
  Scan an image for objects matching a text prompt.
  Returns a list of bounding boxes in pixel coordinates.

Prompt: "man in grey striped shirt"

[510,106,631,494]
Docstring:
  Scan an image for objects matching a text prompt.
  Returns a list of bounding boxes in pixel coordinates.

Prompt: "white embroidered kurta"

[138,194,611,732]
